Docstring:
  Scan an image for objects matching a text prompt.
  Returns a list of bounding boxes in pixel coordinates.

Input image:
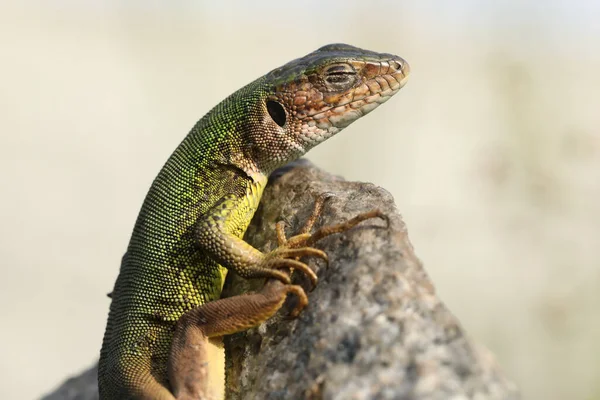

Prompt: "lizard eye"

[267,100,286,127]
[324,64,357,89]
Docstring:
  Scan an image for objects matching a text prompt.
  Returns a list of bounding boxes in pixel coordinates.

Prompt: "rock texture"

[42,363,99,400]
[43,161,519,400]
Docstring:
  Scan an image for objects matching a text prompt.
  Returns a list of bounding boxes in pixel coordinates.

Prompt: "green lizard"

[98,43,409,400]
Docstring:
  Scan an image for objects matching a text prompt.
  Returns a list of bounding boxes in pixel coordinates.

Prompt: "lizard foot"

[273,192,388,286]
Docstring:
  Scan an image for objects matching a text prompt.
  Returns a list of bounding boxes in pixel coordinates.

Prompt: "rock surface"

[43,161,519,400]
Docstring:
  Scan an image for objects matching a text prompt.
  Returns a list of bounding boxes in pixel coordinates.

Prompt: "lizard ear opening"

[266,100,287,127]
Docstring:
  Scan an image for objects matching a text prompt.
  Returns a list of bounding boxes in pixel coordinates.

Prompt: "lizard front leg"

[194,193,325,286]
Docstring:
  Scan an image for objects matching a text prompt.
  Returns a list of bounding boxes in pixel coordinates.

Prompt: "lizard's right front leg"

[194,194,325,287]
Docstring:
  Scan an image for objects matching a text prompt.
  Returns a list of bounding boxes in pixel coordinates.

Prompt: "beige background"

[1,1,599,399]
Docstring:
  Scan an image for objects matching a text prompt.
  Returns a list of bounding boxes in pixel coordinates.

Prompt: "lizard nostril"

[392,58,410,77]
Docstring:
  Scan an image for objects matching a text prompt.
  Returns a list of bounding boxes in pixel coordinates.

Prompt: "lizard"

[98,43,410,400]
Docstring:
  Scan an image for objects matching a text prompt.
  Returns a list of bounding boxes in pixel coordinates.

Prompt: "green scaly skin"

[98,43,409,399]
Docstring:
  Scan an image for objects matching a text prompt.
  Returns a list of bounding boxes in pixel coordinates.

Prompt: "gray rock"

[223,161,519,400]
[41,363,98,400]
[42,161,519,400]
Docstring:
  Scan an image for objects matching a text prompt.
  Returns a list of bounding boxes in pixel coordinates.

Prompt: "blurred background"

[1,1,599,399]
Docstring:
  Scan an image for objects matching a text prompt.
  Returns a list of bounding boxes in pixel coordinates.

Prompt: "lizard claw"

[269,258,318,290]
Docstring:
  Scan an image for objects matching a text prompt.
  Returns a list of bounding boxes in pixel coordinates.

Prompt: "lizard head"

[247,43,409,172]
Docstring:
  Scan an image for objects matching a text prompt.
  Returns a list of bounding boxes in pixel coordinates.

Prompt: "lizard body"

[98,44,409,399]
